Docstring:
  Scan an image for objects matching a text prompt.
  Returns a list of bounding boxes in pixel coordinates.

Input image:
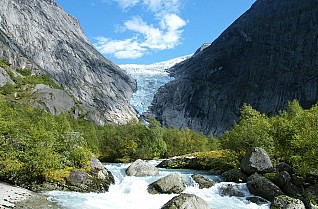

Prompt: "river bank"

[0,182,58,209]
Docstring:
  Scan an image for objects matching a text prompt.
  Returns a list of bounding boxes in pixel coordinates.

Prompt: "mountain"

[0,0,137,124]
[150,0,318,136]
[119,55,191,115]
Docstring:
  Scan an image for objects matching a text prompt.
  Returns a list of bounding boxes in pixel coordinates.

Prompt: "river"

[44,160,270,209]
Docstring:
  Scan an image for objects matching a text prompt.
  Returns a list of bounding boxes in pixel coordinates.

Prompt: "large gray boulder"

[304,185,318,204]
[67,158,114,193]
[274,171,302,197]
[161,193,211,209]
[151,0,318,136]
[191,174,215,189]
[90,158,115,187]
[271,195,305,209]
[247,174,283,201]
[0,0,137,125]
[240,147,274,175]
[0,66,13,87]
[222,168,248,183]
[30,84,75,115]
[125,159,159,177]
[219,183,244,197]
[148,173,186,194]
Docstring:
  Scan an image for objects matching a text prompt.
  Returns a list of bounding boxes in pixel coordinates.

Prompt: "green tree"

[220,104,274,154]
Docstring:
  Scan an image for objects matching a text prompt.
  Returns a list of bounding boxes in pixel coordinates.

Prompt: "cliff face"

[151,0,318,136]
[0,0,137,124]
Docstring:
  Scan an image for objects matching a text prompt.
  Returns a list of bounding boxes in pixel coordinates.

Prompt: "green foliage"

[0,99,92,184]
[221,100,318,175]
[99,118,211,162]
[0,60,9,70]
[220,104,274,155]
[0,83,15,95]
[16,67,32,76]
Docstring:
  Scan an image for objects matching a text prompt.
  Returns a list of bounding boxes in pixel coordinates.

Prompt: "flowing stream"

[45,161,269,209]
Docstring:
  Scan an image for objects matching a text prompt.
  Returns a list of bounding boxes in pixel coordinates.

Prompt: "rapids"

[45,161,270,209]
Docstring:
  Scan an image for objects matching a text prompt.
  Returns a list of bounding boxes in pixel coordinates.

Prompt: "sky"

[55,0,256,64]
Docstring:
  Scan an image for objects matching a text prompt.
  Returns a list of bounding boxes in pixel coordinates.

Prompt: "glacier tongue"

[120,55,191,115]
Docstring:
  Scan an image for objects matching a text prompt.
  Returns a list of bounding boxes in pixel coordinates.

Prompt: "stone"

[240,147,274,175]
[30,84,75,115]
[161,193,211,209]
[125,159,159,177]
[219,183,244,197]
[0,67,14,87]
[222,168,248,183]
[275,171,302,197]
[90,158,114,185]
[191,174,215,189]
[271,195,305,209]
[247,173,263,182]
[246,196,269,205]
[275,171,291,188]
[68,170,92,191]
[67,158,114,193]
[148,173,186,194]
[247,175,283,201]
[304,185,318,204]
[276,163,294,175]
[150,0,318,136]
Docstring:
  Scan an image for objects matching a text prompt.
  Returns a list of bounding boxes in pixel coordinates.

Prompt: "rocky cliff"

[0,0,137,124]
[151,0,318,136]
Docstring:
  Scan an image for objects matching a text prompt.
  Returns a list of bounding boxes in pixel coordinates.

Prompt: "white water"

[119,55,191,115]
[45,161,270,209]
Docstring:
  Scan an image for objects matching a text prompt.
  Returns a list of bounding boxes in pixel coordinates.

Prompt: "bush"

[220,104,274,155]
[220,100,318,175]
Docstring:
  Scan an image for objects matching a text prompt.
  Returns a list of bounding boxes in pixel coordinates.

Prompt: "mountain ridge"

[151,0,318,136]
[0,0,137,125]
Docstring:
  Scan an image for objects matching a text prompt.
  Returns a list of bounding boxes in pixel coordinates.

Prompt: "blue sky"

[55,0,256,64]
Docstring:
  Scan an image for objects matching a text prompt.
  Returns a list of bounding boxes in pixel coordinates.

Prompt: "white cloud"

[94,37,146,59]
[96,0,187,59]
[113,0,141,10]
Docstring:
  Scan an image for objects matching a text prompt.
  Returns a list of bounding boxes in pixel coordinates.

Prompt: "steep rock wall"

[0,0,137,124]
[151,0,318,136]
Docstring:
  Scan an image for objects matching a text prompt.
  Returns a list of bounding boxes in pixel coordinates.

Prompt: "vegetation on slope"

[0,58,318,187]
[0,60,215,186]
[220,100,318,175]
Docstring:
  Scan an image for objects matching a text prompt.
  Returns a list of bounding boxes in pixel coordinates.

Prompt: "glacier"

[120,55,191,115]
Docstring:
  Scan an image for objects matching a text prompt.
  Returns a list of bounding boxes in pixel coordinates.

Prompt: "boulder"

[0,67,14,87]
[222,168,248,183]
[125,159,159,177]
[247,175,283,201]
[67,158,114,193]
[271,195,305,209]
[290,174,304,187]
[191,174,215,189]
[304,185,318,204]
[246,196,269,205]
[276,163,294,175]
[90,158,115,187]
[31,84,75,115]
[148,173,186,194]
[161,193,211,209]
[219,183,244,197]
[275,171,302,197]
[68,170,93,191]
[240,147,274,175]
